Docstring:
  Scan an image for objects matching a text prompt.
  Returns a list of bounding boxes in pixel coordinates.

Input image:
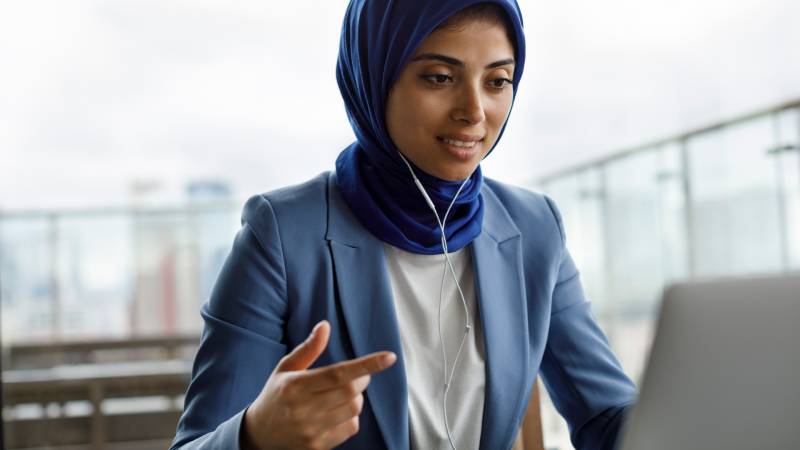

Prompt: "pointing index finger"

[303,351,397,392]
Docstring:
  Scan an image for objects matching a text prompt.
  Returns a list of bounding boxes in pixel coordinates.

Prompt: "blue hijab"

[335,0,526,254]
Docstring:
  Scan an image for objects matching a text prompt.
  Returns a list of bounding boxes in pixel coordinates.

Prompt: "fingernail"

[381,352,396,367]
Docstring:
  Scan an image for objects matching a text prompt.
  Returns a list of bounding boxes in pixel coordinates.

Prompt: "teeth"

[442,138,478,148]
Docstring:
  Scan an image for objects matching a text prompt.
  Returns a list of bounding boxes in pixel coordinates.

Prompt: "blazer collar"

[325,172,529,450]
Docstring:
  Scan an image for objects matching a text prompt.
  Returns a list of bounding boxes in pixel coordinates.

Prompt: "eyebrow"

[409,53,515,70]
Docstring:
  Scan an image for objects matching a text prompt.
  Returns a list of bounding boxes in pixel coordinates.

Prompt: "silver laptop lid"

[619,272,800,450]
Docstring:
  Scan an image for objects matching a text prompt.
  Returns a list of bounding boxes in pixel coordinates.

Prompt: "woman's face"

[385,19,515,181]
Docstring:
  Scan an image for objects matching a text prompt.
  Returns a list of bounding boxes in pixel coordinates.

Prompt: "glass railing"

[533,100,800,449]
[0,203,241,344]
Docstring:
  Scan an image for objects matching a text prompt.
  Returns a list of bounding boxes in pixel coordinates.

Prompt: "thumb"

[276,320,330,372]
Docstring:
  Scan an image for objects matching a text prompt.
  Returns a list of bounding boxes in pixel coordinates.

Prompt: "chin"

[434,165,476,182]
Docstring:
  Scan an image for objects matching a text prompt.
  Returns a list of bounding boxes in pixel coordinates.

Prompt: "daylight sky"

[1,0,798,210]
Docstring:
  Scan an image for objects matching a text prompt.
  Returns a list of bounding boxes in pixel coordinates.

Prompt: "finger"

[309,374,371,411]
[316,416,361,450]
[301,351,396,392]
[275,320,330,372]
[314,393,364,431]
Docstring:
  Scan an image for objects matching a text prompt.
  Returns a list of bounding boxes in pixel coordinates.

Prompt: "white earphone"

[397,152,472,450]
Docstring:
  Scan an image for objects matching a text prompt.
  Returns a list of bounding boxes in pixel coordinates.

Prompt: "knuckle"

[349,399,360,416]
[361,359,375,374]
[359,374,371,390]
[344,381,359,397]
[334,365,348,384]
[350,394,364,415]
[326,367,341,384]
[348,416,360,435]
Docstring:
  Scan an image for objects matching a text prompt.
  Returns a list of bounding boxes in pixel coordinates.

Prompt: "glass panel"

[687,116,783,277]
[604,149,666,382]
[130,207,239,337]
[0,205,240,343]
[657,142,690,284]
[56,214,133,338]
[131,211,196,337]
[0,217,54,343]
[605,150,663,316]
[775,108,800,270]
[540,168,607,450]
[544,168,608,317]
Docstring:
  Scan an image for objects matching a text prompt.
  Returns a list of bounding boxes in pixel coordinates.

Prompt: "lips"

[437,133,484,144]
[436,134,484,161]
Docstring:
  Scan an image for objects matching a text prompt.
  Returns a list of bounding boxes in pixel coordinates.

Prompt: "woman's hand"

[241,320,397,450]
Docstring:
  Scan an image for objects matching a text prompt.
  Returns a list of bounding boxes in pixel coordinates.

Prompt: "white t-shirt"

[383,243,486,450]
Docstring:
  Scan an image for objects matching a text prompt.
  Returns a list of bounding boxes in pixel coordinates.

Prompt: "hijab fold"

[335,0,526,254]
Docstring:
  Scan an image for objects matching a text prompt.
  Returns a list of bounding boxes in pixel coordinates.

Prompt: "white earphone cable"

[396,153,472,450]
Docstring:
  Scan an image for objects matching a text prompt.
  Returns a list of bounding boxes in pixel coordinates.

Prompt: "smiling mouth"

[436,136,484,148]
[436,136,484,161]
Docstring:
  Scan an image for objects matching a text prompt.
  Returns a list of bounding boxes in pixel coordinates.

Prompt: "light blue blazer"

[170,172,637,450]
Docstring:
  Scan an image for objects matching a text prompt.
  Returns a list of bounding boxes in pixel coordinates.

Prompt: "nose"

[451,82,486,125]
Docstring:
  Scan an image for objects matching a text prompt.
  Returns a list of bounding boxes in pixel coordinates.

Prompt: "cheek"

[387,89,440,154]
[486,94,513,132]
[410,91,449,124]
[395,92,449,143]
[394,89,424,120]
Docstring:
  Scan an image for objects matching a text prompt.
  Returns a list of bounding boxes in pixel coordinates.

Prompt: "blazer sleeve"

[170,194,290,450]
[538,196,638,450]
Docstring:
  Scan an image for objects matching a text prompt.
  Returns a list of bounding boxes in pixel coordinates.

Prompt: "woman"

[170,1,637,449]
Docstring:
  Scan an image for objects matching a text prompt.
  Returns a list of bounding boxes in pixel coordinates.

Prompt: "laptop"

[618,272,800,450]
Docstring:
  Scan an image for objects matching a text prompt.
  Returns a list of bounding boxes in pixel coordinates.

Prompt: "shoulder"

[240,171,331,243]
[482,177,566,246]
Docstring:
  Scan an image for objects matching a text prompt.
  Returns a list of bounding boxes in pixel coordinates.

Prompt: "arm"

[170,194,290,450]
[538,196,637,450]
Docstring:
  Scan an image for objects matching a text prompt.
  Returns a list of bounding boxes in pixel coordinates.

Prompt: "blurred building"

[0,180,239,343]
[129,179,234,336]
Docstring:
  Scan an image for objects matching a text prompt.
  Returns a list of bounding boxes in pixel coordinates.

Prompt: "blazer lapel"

[473,186,530,450]
[326,173,409,450]
[325,173,529,450]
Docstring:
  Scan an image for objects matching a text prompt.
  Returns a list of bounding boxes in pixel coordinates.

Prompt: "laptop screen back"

[618,273,800,450]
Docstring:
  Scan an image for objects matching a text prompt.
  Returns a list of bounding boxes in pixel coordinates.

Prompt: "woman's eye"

[422,74,453,85]
[490,78,513,89]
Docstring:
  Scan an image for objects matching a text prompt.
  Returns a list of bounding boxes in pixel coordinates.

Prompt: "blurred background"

[1,0,798,449]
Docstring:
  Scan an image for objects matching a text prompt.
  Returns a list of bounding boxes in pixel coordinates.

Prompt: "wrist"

[240,405,263,450]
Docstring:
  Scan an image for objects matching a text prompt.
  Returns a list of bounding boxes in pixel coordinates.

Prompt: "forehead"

[412,20,514,61]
